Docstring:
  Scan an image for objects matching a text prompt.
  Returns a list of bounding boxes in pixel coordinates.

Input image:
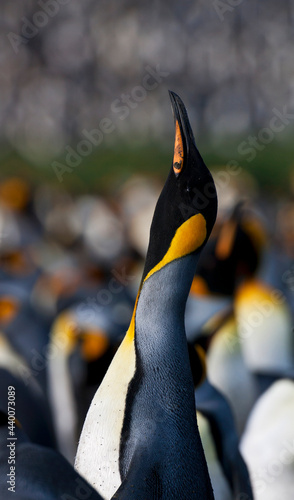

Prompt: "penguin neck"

[135,254,198,360]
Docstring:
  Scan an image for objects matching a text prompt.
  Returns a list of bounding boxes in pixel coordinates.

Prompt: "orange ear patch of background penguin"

[0,296,19,324]
[0,177,29,211]
[81,330,110,362]
[215,219,237,260]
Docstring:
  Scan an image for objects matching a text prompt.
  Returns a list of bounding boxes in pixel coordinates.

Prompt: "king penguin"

[75,91,218,500]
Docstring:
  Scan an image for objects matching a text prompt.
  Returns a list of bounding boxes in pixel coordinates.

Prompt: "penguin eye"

[173,120,184,177]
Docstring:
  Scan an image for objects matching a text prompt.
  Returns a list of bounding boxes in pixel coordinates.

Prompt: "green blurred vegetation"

[0,133,293,196]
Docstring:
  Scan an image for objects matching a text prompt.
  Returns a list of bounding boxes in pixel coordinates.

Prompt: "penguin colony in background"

[0,91,293,499]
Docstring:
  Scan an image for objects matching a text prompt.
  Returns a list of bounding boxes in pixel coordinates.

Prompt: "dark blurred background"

[0,0,294,195]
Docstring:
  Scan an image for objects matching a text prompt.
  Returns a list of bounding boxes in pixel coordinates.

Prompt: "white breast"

[241,379,294,500]
[75,336,136,499]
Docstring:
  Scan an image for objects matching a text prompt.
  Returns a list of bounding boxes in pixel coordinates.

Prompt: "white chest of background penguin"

[75,91,218,499]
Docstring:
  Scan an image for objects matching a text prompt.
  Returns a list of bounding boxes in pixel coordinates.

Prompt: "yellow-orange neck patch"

[124,214,207,344]
[124,291,140,344]
[51,312,77,356]
[81,330,109,362]
[144,213,207,283]
[173,120,184,176]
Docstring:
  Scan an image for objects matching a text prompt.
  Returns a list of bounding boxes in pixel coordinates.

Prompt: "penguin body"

[235,278,293,374]
[114,257,212,499]
[0,284,50,394]
[0,367,56,449]
[241,379,294,500]
[0,333,56,448]
[0,412,102,500]
[75,92,217,499]
[206,315,258,434]
[197,412,232,500]
[47,306,117,463]
[196,379,253,500]
[189,345,253,500]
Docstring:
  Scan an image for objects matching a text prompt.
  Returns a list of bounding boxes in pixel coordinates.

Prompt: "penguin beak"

[169,91,196,177]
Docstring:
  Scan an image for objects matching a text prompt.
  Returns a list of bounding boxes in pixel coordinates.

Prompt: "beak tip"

[169,91,183,125]
[168,89,179,97]
[168,91,193,147]
[168,90,181,107]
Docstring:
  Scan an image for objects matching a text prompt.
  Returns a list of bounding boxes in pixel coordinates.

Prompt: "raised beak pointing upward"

[169,90,196,177]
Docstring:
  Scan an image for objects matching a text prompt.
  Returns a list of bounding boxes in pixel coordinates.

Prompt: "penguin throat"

[135,254,197,340]
[144,213,207,284]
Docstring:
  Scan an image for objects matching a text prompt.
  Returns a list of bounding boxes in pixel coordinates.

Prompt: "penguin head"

[142,91,217,282]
